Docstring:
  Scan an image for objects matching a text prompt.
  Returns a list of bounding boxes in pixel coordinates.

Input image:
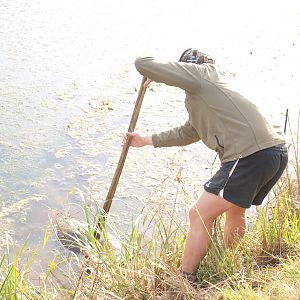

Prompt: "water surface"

[0,0,299,265]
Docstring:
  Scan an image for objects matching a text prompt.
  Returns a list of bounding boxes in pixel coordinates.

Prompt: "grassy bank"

[1,129,299,299]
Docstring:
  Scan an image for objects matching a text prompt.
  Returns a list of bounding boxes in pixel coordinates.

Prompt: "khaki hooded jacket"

[135,57,285,163]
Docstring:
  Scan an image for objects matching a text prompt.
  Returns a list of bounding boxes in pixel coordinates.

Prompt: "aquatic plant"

[0,114,299,299]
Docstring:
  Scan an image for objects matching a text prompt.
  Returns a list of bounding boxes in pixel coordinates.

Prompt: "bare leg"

[181,191,239,274]
[224,206,246,246]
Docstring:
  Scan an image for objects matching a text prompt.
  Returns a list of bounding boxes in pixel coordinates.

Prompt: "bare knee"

[224,206,246,245]
[188,205,214,228]
[188,192,234,228]
[225,206,246,228]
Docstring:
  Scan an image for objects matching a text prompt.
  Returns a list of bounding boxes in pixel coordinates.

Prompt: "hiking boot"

[180,269,198,288]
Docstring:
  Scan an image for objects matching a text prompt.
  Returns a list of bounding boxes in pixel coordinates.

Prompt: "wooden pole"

[95,76,147,235]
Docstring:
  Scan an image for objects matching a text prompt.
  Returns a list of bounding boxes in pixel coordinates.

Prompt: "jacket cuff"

[152,134,161,148]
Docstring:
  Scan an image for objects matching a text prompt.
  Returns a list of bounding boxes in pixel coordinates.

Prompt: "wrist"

[144,136,153,146]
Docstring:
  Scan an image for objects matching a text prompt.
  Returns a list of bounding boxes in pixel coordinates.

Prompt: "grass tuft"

[0,113,299,299]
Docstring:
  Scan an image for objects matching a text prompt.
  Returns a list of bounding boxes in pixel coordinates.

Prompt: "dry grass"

[0,116,299,299]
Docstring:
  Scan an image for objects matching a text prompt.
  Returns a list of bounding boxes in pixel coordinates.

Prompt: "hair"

[179,48,215,64]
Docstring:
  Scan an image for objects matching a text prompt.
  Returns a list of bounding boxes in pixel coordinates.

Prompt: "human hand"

[122,132,153,147]
[143,78,152,88]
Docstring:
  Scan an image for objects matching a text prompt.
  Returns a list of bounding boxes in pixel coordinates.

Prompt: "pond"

[0,0,299,269]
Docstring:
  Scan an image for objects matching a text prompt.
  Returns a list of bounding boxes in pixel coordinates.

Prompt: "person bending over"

[124,49,288,282]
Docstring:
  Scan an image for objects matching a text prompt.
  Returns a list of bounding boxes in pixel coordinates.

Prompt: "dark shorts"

[204,144,288,208]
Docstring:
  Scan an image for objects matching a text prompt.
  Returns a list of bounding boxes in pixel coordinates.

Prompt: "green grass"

[0,122,299,299]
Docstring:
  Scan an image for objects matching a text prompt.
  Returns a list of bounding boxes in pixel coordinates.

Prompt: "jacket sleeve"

[135,57,200,92]
[152,121,200,148]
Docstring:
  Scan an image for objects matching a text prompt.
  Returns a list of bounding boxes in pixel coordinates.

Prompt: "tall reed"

[0,112,299,299]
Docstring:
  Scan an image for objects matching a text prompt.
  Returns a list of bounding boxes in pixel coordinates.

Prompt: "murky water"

[0,0,299,268]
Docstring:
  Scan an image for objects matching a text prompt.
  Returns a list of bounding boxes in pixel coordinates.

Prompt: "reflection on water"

[0,0,299,269]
